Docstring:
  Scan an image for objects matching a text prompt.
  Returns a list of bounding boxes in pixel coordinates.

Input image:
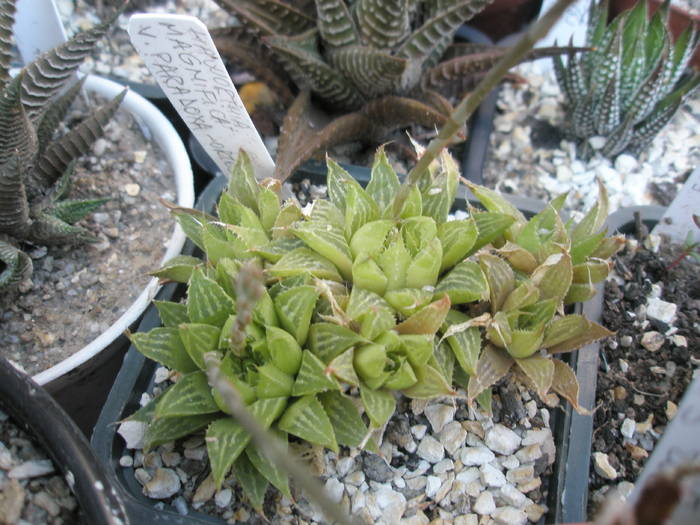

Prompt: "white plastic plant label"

[628,376,700,524]
[128,14,275,179]
[14,0,68,64]
[652,167,700,244]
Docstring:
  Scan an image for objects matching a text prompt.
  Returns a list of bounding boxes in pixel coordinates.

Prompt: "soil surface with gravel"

[0,409,81,524]
[588,225,700,516]
[0,94,176,377]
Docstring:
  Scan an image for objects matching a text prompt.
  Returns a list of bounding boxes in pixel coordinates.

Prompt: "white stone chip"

[143,468,181,499]
[325,477,344,503]
[8,459,54,479]
[426,475,442,499]
[460,446,495,466]
[439,421,467,456]
[646,297,677,327]
[117,420,146,449]
[492,506,528,525]
[473,491,496,515]
[593,452,618,480]
[425,404,456,434]
[417,435,445,463]
[621,418,636,439]
[485,424,522,455]
[499,484,527,508]
[480,463,507,488]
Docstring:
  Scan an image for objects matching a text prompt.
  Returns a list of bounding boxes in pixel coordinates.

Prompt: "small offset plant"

[127,144,622,509]
[0,0,125,291]
[211,0,567,179]
[554,0,700,159]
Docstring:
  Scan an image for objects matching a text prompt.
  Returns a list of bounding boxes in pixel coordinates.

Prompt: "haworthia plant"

[211,0,573,179]
[129,145,622,509]
[0,0,125,291]
[554,0,700,159]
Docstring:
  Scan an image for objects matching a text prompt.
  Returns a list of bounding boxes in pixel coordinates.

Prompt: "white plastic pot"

[32,75,194,392]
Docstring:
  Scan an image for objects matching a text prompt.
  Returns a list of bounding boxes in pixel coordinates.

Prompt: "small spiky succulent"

[554,0,700,159]
[0,0,125,291]
[127,146,622,510]
[211,0,568,179]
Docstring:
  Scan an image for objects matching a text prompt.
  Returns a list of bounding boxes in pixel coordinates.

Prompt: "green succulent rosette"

[127,147,621,509]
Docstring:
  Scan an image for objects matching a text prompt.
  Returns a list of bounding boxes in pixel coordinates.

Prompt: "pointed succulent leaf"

[273,284,319,345]
[233,453,268,513]
[438,218,478,271]
[252,238,305,263]
[445,313,482,377]
[402,364,454,399]
[572,259,611,284]
[515,355,555,400]
[33,90,126,187]
[292,350,338,396]
[154,300,189,328]
[497,241,539,274]
[479,253,515,312]
[352,256,388,295]
[564,282,597,304]
[346,286,393,321]
[179,323,222,370]
[320,391,373,449]
[366,147,401,211]
[399,334,434,369]
[435,260,488,304]
[215,0,314,36]
[292,222,353,279]
[431,341,455,386]
[384,358,418,390]
[472,212,515,251]
[378,230,411,291]
[360,383,396,428]
[384,287,433,317]
[467,345,514,402]
[269,247,343,282]
[326,349,360,386]
[551,359,584,413]
[187,268,234,327]
[278,395,338,451]
[0,0,15,89]
[256,185,280,232]
[245,433,291,498]
[547,319,613,354]
[129,328,198,374]
[256,363,294,398]
[309,322,367,363]
[350,219,394,259]
[315,0,358,47]
[394,184,423,219]
[328,45,407,98]
[151,255,201,283]
[502,281,540,312]
[345,183,381,240]
[227,150,260,211]
[396,295,451,335]
[206,417,250,488]
[0,241,32,290]
[468,182,527,236]
[156,371,219,417]
[272,201,303,239]
[406,237,442,289]
[354,343,387,381]
[144,413,217,451]
[265,326,302,375]
[542,314,589,348]
[531,251,573,304]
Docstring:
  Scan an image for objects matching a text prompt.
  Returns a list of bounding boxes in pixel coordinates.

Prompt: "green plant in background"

[554,0,700,160]
[668,214,700,269]
[127,142,621,510]
[0,0,125,291]
[211,0,569,179]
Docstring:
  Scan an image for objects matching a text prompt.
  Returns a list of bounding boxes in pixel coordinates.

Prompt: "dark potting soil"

[588,230,700,516]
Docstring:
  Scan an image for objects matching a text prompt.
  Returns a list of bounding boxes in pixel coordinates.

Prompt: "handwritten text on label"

[128,14,274,178]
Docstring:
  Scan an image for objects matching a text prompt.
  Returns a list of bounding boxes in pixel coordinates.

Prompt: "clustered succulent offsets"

[554,0,700,159]
[0,0,124,291]
[129,146,622,509]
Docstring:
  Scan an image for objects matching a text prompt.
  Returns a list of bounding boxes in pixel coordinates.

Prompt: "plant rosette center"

[125,146,621,511]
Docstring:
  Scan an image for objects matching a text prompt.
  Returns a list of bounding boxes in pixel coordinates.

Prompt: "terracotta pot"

[610,0,700,68]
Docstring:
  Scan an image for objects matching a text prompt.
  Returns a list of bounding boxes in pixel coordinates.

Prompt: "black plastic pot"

[547,204,666,523]
[94,164,603,524]
[0,356,130,525]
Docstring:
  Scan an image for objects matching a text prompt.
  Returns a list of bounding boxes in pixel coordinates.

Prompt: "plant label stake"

[651,167,700,243]
[128,14,275,179]
[627,376,700,524]
[13,0,68,64]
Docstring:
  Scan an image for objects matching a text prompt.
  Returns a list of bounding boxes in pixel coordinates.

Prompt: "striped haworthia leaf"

[278,395,338,451]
